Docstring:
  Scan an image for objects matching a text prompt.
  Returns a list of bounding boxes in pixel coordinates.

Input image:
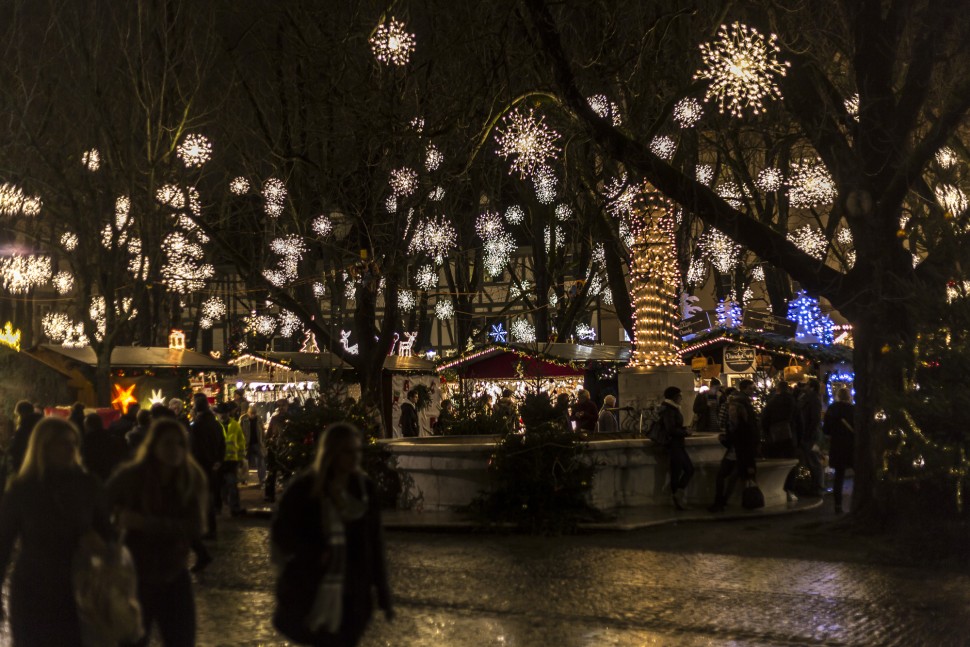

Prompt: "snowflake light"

[495,108,560,179]
[409,216,456,263]
[936,147,958,169]
[311,214,333,237]
[262,178,287,218]
[788,160,836,208]
[61,232,79,252]
[483,232,515,278]
[696,164,714,186]
[935,183,968,216]
[177,134,212,168]
[510,318,536,343]
[592,244,606,268]
[201,296,226,321]
[509,280,532,301]
[82,149,100,171]
[575,323,596,341]
[505,205,525,225]
[0,255,51,294]
[389,167,418,197]
[429,186,445,201]
[751,265,765,282]
[836,227,853,246]
[488,323,508,344]
[787,225,828,260]
[313,281,326,298]
[370,18,415,66]
[0,183,41,217]
[587,94,622,126]
[43,312,74,342]
[52,271,74,294]
[475,211,504,240]
[649,135,676,160]
[533,166,557,204]
[434,298,454,320]
[230,177,250,195]
[694,22,790,117]
[199,318,214,330]
[555,204,572,222]
[716,181,744,208]
[687,258,707,286]
[398,290,416,312]
[755,167,783,192]
[415,265,437,290]
[277,310,301,337]
[844,94,859,122]
[425,145,443,171]
[673,98,703,128]
[698,228,742,274]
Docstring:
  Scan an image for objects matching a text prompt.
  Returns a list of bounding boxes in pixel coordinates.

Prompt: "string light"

[509,280,532,301]
[389,167,418,197]
[755,167,783,192]
[935,183,968,216]
[52,271,74,294]
[533,166,557,203]
[716,298,743,327]
[484,232,515,278]
[554,204,572,222]
[277,310,301,337]
[313,281,326,298]
[786,290,834,345]
[262,178,287,218]
[695,164,714,186]
[544,225,566,252]
[0,254,51,294]
[156,184,185,209]
[81,149,100,171]
[0,183,42,217]
[415,264,437,290]
[687,258,708,286]
[434,298,454,320]
[649,135,677,160]
[409,216,456,264]
[370,18,415,66]
[673,98,703,128]
[587,94,623,126]
[230,177,250,195]
[716,181,744,208]
[836,227,853,246]
[505,205,525,225]
[177,134,212,168]
[788,160,836,208]
[495,108,560,179]
[425,144,443,171]
[399,290,416,312]
[61,232,79,252]
[510,318,536,343]
[936,146,957,169]
[787,224,828,260]
[42,312,73,342]
[475,211,504,240]
[698,227,742,274]
[311,214,333,237]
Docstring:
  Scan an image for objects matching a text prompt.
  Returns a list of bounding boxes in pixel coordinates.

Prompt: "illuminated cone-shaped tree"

[627,189,682,369]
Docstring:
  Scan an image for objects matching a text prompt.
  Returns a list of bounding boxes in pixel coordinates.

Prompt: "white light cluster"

[277,310,301,337]
[247,314,277,337]
[61,232,79,251]
[533,166,557,204]
[52,271,74,294]
[673,98,703,128]
[262,235,305,286]
[43,313,90,348]
[313,281,326,298]
[409,216,456,264]
[698,228,742,274]
[555,204,572,222]
[82,149,101,171]
[425,145,443,172]
[156,183,185,209]
[495,108,560,179]
[434,298,454,320]
[414,264,437,290]
[716,181,744,208]
[575,323,596,341]
[475,211,504,240]
[751,265,765,282]
[429,186,445,201]
[505,205,525,225]
[0,254,51,294]
[311,214,333,237]
[694,22,789,117]
[509,280,532,301]
[116,195,131,219]
[587,94,623,126]
[696,164,714,186]
[484,232,515,278]
[935,183,968,216]
[936,147,958,169]
[201,296,226,321]
[398,289,416,312]
[605,174,636,219]
[844,94,859,122]
[262,178,287,218]
[544,225,565,253]
[89,296,136,343]
[230,177,250,195]
[177,134,212,168]
[649,135,676,160]
[370,18,415,66]
[389,167,418,197]
[0,183,42,217]
[161,231,213,293]
[836,227,853,246]
[787,160,837,208]
[755,167,783,192]
[787,224,828,260]
[510,318,536,343]
[686,258,708,286]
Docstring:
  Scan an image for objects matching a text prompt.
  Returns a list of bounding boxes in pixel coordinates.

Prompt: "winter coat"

[823,401,855,470]
[241,414,265,454]
[223,417,247,463]
[658,400,689,448]
[596,408,619,433]
[399,401,419,438]
[7,412,42,475]
[571,400,599,432]
[190,408,226,470]
[728,392,760,476]
[691,391,719,432]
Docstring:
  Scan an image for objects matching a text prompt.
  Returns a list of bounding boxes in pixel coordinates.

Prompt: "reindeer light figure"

[339,330,359,355]
[396,331,418,357]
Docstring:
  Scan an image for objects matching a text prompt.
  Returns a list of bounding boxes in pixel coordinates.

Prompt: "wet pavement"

[187,499,970,647]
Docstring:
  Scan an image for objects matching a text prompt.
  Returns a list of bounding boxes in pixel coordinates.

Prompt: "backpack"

[647,415,669,446]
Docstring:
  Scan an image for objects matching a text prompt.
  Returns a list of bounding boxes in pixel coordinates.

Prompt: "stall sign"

[724,345,756,373]
[678,312,712,338]
[742,311,797,337]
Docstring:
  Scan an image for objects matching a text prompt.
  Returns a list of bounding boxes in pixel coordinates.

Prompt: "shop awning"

[436,343,630,379]
[29,344,236,373]
[680,328,852,364]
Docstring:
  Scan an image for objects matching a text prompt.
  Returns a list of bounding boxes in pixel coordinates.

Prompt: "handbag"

[741,479,765,509]
[73,532,144,646]
[783,358,805,382]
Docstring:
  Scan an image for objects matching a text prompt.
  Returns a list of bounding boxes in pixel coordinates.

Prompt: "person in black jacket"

[659,386,693,510]
[272,423,393,646]
[399,390,420,438]
[761,381,798,458]
[82,412,126,483]
[823,388,855,513]
[728,379,761,482]
[68,402,86,431]
[189,393,225,539]
[7,400,42,478]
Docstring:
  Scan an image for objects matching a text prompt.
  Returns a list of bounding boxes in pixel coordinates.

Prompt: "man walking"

[797,379,825,496]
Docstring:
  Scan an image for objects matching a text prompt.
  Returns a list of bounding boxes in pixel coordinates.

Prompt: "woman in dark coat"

[823,388,855,513]
[272,423,393,647]
[0,416,113,646]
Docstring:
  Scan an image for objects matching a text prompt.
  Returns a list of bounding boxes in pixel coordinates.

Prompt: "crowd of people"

[0,395,392,647]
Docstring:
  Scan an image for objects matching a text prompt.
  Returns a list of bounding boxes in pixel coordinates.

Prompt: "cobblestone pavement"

[187,509,970,647]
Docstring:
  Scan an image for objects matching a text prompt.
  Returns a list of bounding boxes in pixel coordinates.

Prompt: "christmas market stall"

[384,354,441,438]
[25,342,236,412]
[228,350,358,409]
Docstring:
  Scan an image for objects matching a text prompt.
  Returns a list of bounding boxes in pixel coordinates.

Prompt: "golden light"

[112,384,138,414]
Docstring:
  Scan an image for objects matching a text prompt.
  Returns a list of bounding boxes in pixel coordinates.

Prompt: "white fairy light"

[605,175,637,219]
[510,318,536,343]
[201,296,226,321]
[370,18,415,66]
[836,227,853,246]
[161,231,213,293]
[555,204,572,222]
[343,274,356,300]
[311,214,333,238]
[177,134,212,168]
[751,265,765,282]
[249,314,277,337]
[475,211,504,240]
[936,147,958,169]
[694,22,790,117]
[52,271,74,294]
[686,258,708,287]
[414,264,437,290]
[0,254,51,294]
[398,289,416,312]
[844,94,859,122]
[155,183,184,209]
[82,149,100,171]
[115,195,131,219]
[533,165,557,204]
[544,225,566,252]
[509,280,532,301]
[935,183,968,216]
[698,228,742,274]
[199,318,213,330]
[649,135,677,160]
[483,232,515,278]
[42,312,73,342]
[673,98,703,128]
[434,298,454,320]
[389,167,418,197]
[0,183,42,217]
[425,145,443,171]
[495,108,560,179]
[587,94,622,126]
[696,164,714,186]
[262,178,287,218]
[230,177,250,195]
[788,160,837,208]
[742,287,755,305]
[618,220,635,248]
[385,195,397,213]
[505,205,525,225]
[429,186,445,202]
[716,181,744,208]
[787,224,828,260]
[410,117,425,132]
[277,310,301,337]
[270,235,306,260]
[592,243,606,267]
[187,188,202,217]
[128,238,149,280]
[313,281,326,298]
[409,216,457,263]
[575,323,596,341]
[61,232,79,252]
[755,167,783,192]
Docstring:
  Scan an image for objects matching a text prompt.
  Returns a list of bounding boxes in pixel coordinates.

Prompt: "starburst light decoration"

[505,205,525,225]
[686,258,708,287]
[587,95,622,126]
[836,227,853,246]
[751,265,765,282]
[533,166,557,204]
[425,145,443,172]
[277,310,301,337]
[788,160,837,208]
[694,22,790,117]
[475,211,504,240]
[698,228,742,274]
[716,181,744,208]
[409,216,456,264]
[555,204,572,222]
[161,231,214,293]
[755,167,783,192]
[313,281,326,298]
[575,323,596,342]
[695,164,714,186]
[82,149,100,171]
[434,298,454,320]
[495,108,560,179]
[230,177,250,195]
[787,225,828,260]
[155,183,185,209]
[201,296,226,321]
[673,98,703,128]
[177,134,212,168]
[510,318,536,343]
[649,135,676,160]
[398,290,416,312]
[415,265,437,290]
[52,271,74,295]
[0,183,42,217]
[389,167,418,197]
[370,18,415,66]
[262,178,287,218]
[844,94,859,122]
[483,232,515,278]
[936,147,958,169]
[61,232,79,251]
[42,312,73,342]
[311,214,333,237]
[0,255,51,294]
[935,183,968,216]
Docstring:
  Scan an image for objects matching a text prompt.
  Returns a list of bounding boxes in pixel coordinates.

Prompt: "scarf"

[662,399,682,410]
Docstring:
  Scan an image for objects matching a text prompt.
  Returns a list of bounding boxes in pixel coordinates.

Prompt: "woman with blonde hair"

[272,423,393,646]
[0,416,112,645]
[106,418,208,646]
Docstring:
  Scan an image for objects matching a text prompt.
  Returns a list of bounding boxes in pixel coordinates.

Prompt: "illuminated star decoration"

[694,22,790,117]
[510,318,536,343]
[698,228,742,274]
[370,18,416,66]
[787,225,828,260]
[177,134,212,168]
[755,167,783,192]
[788,160,836,208]
[495,108,560,179]
[673,98,703,128]
[112,383,138,414]
[149,389,166,406]
[488,323,508,344]
[587,94,623,126]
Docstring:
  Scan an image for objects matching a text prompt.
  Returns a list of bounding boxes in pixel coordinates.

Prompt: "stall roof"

[235,351,354,372]
[437,343,630,379]
[31,344,236,372]
[383,355,436,372]
[680,328,852,364]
